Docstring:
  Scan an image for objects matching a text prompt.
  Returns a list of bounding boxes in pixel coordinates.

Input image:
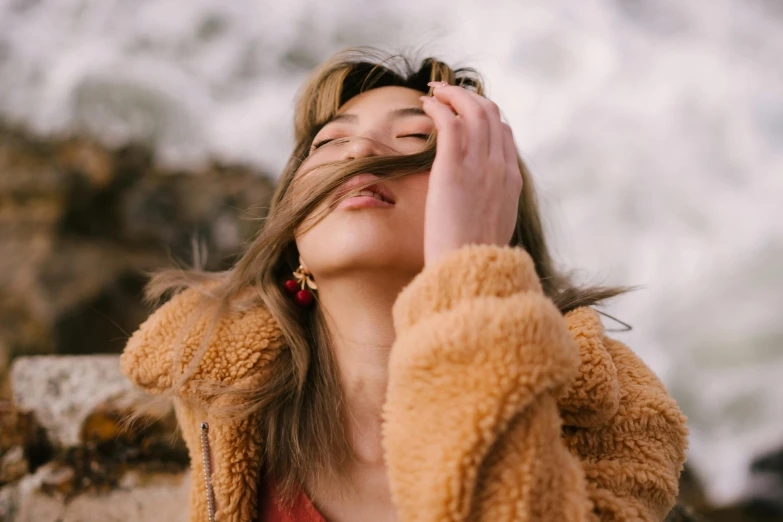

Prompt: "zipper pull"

[200,421,216,522]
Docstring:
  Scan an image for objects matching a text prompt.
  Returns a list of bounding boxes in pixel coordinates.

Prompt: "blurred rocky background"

[0,123,274,387]
[0,0,782,521]
[0,125,275,520]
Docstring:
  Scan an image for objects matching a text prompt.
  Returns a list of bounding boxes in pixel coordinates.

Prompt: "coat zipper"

[200,422,217,522]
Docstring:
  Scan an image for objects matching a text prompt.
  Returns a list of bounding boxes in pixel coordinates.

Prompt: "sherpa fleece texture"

[120,244,688,522]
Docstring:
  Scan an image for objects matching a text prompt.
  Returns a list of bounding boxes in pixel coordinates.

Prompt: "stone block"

[10,355,141,449]
[0,464,190,522]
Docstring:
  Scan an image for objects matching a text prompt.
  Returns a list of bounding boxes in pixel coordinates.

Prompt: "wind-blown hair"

[140,47,630,502]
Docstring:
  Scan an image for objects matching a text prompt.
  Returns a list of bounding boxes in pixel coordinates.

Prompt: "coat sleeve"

[559,308,689,521]
[382,244,687,522]
[383,244,592,521]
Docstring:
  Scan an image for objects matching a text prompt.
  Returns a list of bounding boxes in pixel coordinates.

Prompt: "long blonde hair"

[144,47,629,501]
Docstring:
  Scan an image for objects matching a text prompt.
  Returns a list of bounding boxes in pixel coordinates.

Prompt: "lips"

[332,174,396,205]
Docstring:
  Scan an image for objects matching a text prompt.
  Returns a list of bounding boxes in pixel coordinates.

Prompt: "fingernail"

[427,81,449,88]
[419,95,433,103]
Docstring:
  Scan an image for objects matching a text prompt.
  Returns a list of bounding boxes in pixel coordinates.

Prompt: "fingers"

[427,82,490,157]
[428,82,504,162]
[423,82,521,192]
[419,95,462,160]
[458,87,506,163]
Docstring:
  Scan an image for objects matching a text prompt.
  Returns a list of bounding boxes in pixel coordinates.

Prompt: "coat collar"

[195,305,618,521]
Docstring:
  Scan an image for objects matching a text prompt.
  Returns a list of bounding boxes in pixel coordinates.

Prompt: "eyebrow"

[327,106,427,125]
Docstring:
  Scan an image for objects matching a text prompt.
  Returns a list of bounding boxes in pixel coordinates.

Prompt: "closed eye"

[311,137,347,150]
[311,134,428,151]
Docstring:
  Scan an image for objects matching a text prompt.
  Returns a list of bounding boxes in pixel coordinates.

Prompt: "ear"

[299,256,309,272]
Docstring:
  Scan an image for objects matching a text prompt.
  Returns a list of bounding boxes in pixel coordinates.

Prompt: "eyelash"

[310,133,430,150]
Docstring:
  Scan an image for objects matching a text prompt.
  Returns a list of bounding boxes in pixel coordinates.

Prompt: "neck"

[315,268,415,466]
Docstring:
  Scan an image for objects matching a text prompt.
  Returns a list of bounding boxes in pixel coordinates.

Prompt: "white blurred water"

[1,0,781,506]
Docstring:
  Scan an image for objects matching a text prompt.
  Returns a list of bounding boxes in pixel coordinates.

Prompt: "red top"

[258,474,326,522]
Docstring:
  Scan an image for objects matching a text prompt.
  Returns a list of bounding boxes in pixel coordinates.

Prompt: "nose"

[340,136,382,161]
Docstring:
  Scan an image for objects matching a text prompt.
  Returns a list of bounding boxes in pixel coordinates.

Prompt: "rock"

[0,401,23,452]
[9,354,188,503]
[676,460,783,521]
[0,482,19,521]
[745,445,783,517]
[10,355,187,460]
[10,355,138,449]
[57,138,115,190]
[0,341,9,399]
[37,462,76,497]
[0,124,275,396]
[665,504,704,521]
[0,400,51,486]
[1,464,189,522]
[0,447,28,484]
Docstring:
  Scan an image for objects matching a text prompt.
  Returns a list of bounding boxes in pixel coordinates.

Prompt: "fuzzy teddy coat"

[121,244,688,522]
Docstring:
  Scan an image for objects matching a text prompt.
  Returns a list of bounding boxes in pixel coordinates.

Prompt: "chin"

[297,215,424,277]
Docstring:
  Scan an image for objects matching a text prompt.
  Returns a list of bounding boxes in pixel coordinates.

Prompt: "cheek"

[290,146,343,196]
[294,198,329,235]
[290,164,339,237]
[393,171,429,245]
[294,215,327,272]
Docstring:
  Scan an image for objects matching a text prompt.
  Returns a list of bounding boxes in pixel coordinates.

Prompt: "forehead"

[337,86,424,115]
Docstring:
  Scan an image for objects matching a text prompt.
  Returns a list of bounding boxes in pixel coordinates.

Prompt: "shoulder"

[120,285,285,399]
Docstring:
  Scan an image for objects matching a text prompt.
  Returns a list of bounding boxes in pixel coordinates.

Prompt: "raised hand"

[419,81,523,266]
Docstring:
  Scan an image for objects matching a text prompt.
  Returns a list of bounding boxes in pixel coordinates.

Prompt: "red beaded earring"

[283,264,317,307]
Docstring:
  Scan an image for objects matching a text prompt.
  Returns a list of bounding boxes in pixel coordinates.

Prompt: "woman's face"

[294,86,432,281]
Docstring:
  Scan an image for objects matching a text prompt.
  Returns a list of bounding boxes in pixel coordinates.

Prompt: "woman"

[121,48,688,522]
